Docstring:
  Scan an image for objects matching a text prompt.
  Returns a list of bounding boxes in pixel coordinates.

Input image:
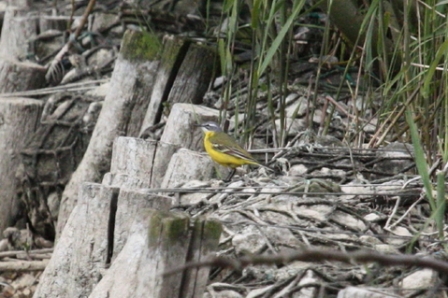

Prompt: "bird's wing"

[212,133,259,163]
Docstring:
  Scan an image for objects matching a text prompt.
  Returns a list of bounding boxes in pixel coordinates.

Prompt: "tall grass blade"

[405,108,436,211]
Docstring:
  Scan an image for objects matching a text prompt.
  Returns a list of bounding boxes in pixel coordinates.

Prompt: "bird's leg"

[223,168,236,182]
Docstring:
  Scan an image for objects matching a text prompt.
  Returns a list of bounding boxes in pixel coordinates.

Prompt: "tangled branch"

[163,248,448,276]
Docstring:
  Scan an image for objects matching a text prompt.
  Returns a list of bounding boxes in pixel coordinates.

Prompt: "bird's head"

[197,121,223,133]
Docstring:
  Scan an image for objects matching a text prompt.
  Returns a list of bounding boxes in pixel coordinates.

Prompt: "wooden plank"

[140,35,187,131]
[89,209,191,298]
[70,185,119,296]
[110,136,157,183]
[160,148,215,189]
[125,31,161,137]
[0,98,43,234]
[0,59,46,92]
[0,4,37,60]
[151,141,180,188]
[181,217,223,297]
[35,183,118,297]
[151,103,221,188]
[113,188,172,260]
[160,103,220,152]
[166,43,216,105]
[57,30,162,238]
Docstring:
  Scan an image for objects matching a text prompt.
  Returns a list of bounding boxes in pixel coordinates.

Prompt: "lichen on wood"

[120,30,162,62]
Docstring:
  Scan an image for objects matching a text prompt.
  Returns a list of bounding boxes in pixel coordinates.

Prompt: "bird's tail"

[256,162,276,172]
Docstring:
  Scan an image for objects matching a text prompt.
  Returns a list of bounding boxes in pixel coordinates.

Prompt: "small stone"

[232,232,265,255]
[288,164,307,176]
[312,109,323,124]
[359,235,382,245]
[205,290,244,298]
[228,114,246,130]
[387,227,412,246]
[297,204,333,221]
[400,269,437,291]
[274,118,306,136]
[87,48,114,67]
[390,226,412,237]
[363,119,377,133]
[285,95,308,118]
[338,286,400,298]
[85,82,111,98]
[363,213,382,222]
[374,244,400,254]
[331,211,367,231]
[372,142,415,178]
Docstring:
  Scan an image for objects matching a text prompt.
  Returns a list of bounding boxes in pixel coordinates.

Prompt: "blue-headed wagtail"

[197,121,269,182]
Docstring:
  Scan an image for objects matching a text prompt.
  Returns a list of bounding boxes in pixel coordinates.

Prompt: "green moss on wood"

[163,214,189,243]
[120,30,161,62]
[191,218,222,246]
[147,211,189,246]
[202,219,222,244]
[160,36,187,66]
[147,210,164,244]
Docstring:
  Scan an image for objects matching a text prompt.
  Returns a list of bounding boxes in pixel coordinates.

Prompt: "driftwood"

[150,140,180,188]
[180,217,223,297]
[125,39,160,137]
[0,3,46,93]
[140,36,217,132]
[36,129,222,297]
[89,209,190,298]
[56,30,162,238]
[39,15,71,32]
[151,103,220,187]
[0,58,47,93]
[17,94,97,241]
[0,259,48,271]
[113,188,171,259]
[0,3,37,60]
[160,103,220,152]
[161,148,215,189]
[69,185,119,288]
[0,98,43,235]
[109,137,157,186]
[90,209,221,298]
[166,42,216,105]
[57,29,217,237]
[107,137,164,190]
[34,183,118,297]
[140,35,187,130]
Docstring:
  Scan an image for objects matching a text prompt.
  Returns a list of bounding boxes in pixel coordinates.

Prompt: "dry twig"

[163,248,448,276]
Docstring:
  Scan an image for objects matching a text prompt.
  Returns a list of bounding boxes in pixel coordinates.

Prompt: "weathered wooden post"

[0,4,44,232]
[151,103,221,188]
[35,133,222,297]
[0,1,47,92]
[87,200,222,298]
[57,30,162,238]
[36,20,223,296]
[0,98,43,235]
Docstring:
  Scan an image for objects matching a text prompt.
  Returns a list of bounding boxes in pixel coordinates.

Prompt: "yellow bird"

[197,121,265,182]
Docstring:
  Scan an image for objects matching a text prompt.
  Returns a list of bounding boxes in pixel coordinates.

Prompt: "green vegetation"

[215,0,448,245]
